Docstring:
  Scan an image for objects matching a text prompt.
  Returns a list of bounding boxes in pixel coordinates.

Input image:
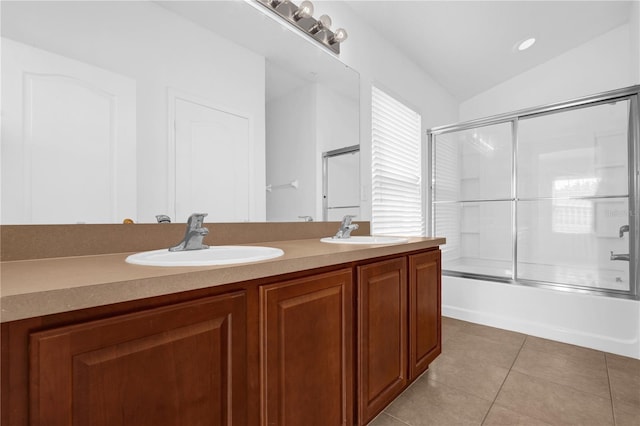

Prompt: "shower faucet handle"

[619,224,629,238]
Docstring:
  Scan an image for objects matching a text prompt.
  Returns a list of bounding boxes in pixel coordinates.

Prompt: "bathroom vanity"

[1,224,443,426]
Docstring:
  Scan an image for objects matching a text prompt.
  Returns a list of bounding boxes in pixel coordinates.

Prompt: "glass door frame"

[427,85,640,300]
[322,144,360,221]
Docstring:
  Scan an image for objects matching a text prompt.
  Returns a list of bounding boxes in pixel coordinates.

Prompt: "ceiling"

[344,1,633,101]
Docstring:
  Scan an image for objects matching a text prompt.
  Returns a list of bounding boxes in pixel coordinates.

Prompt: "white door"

[172,95,250,223]
[1,38,137,224]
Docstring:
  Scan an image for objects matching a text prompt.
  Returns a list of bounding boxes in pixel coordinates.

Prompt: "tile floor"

[369,317,640,426]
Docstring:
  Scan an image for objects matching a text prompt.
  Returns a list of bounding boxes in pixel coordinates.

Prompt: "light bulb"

[294,1,314,20]
[317,14,332,29]
[309,14,332,33]
[331,28,348,44]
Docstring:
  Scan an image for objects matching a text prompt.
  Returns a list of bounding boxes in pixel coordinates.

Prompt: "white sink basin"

[320,236,409,245]
[126,245,284,267]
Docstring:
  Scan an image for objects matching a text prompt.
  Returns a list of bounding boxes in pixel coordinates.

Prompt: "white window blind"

[371,86,423,236]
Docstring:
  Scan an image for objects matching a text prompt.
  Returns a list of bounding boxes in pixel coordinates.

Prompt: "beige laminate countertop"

[0,237,445,323]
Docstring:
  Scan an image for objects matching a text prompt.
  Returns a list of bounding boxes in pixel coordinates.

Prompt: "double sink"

[126,235,408,267]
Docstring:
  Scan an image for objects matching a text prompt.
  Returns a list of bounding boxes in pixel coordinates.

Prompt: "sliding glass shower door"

[517,101,630,291]
[432,122,513,278]
[429,86,639,299]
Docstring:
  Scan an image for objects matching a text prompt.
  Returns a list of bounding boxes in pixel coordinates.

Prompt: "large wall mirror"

[1,0,360,224]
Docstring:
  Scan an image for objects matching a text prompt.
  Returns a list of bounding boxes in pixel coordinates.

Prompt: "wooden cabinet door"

[357,257,407,425]
[260,269,353,426]
[409,250,442,380]
[29,291,247,426]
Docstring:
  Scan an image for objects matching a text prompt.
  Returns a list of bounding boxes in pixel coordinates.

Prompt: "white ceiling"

[344,0,633,101]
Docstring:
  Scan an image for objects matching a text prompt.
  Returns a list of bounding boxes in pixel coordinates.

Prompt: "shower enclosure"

[428,86,639,299]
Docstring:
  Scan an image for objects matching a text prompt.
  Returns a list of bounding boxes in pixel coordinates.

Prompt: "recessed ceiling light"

[517,37,536,51]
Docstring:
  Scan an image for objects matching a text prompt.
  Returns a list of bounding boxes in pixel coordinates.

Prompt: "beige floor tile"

[523,336,604,364]
[608,367,640,409]
[442,316,465,342]
[607,353,640,377]
[426,351,510,401]
[495,370,614,426]
[607,352,640,413]
[512,345,610,398]
[612,399,640,426]
[457,321,526,347]
[482,404,553,426]
[383,319,636,426]
[607,352,640,412]
[367,412,410,426]
[443,331,522,369]
[385,377,492,426]
[442,316,467,329]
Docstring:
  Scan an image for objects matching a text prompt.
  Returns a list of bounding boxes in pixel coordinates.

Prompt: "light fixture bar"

[254,0,347,55]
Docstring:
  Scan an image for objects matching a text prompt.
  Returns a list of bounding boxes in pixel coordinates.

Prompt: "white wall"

[311,1,459,222]
[266,84,317,221]
[632,1,640,83]
[2,1,266,223]
[449,22,640,358]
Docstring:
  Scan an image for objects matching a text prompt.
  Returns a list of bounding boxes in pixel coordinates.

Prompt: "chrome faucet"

[169,213,209,251]
[333,215,359,239]
[610,224,630,261]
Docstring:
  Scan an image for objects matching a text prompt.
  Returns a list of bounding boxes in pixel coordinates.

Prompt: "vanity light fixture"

[256,0,348,54]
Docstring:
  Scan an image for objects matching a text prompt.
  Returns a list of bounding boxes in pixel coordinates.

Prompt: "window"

[371,86,423,236]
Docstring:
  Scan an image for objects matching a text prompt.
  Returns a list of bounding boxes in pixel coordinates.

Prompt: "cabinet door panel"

[357,258,407,425]
[29,291,246,426]
[261,269,353,426]
[409,250,442,379]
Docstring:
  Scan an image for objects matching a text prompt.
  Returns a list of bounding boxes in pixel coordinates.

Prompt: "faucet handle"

[619,224,629,238]
[341,214,356,226]
[156,214,171,223]
[188,212,208,227]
